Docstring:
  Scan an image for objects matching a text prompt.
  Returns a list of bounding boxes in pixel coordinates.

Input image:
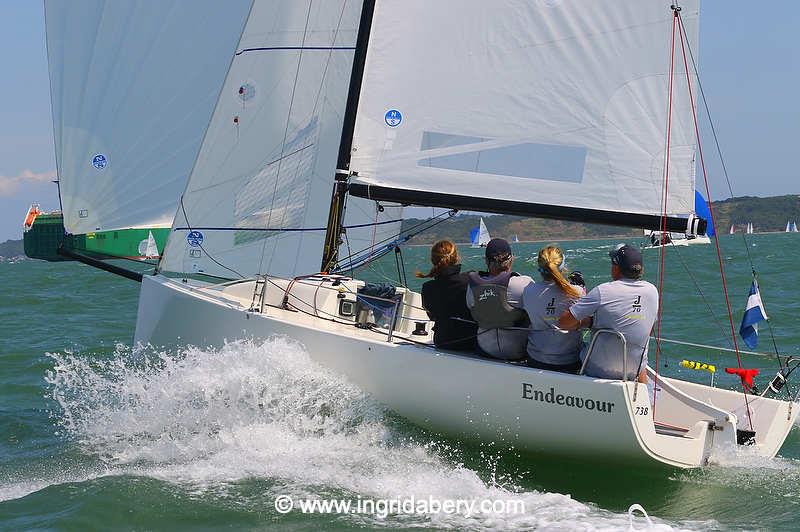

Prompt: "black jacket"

[421,264,478,351]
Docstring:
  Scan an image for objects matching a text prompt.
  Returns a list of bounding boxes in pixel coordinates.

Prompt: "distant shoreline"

[405,234,634,248]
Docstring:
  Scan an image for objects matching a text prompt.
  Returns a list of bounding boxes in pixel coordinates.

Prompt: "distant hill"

[401,215,638,245]
[0,239,23,257]
[399,194,800,245]
[711,195,800,233]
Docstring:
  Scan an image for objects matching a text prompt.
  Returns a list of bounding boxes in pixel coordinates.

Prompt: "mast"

[321,0,376,272]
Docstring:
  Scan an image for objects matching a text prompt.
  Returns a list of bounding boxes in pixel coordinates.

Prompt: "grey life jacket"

[467,271,527,329]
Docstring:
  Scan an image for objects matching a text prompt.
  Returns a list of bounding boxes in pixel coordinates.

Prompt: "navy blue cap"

[485,238,512,261]
[609,243,643,272]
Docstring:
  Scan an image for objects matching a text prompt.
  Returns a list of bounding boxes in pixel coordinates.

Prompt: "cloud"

[0,169,57,197]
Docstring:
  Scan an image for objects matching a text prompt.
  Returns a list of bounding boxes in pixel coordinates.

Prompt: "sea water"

[1,233,799,529]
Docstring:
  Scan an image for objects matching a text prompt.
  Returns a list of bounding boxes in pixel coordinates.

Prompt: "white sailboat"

[138,231,160,260]
[134,0,797,468]
[512,234,520,244]
[470,218,491,247]
[747,222,754,234]
[786,221,791,233]
[729,224,735,234]
[686,234,711,245]
[792,222,799,233]
[642,230,690,249]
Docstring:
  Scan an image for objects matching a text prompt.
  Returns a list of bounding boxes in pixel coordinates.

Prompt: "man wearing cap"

[557,243,658,381]
[465,238,534,360]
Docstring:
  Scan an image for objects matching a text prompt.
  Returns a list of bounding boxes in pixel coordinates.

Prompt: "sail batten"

[347,0,701,222]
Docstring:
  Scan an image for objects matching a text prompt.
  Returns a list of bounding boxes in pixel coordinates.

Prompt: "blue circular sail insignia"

[384,109,402,127]
[91,153,108,170]
[187,230,204,247]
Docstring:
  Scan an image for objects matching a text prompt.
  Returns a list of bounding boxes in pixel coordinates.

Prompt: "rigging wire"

[652,8,679,414]
[675,13,785,366]
[333,209,458,273]
[669,243,735,352]
[676,8,755,427]
[175,195,245,280]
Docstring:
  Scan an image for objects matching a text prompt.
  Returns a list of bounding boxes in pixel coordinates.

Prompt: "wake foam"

[42,338,703,529]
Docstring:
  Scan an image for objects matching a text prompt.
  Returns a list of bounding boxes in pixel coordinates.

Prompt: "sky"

[0,1,798,242]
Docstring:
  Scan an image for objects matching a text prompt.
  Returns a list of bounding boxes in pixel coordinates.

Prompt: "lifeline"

[521,383,615,414]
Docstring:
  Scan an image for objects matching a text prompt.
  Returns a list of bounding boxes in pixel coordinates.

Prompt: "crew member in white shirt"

[522,245,585,372]
[558,243,658,381]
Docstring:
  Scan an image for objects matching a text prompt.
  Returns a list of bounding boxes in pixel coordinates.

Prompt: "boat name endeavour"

[522,383,616,414]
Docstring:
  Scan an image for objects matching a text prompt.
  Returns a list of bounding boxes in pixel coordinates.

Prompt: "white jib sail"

[45,0,252,234]
[161,0,371,279]
[138,230,160,259]
[478,218,490,246]
[348,0,700,219]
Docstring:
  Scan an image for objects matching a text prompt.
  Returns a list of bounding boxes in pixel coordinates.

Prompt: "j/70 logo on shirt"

[632,295,642,312]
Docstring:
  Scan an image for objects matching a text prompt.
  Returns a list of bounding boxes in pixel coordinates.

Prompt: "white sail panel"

[45,0,252,234]
[349,0,700,219]
[160,0,362,279]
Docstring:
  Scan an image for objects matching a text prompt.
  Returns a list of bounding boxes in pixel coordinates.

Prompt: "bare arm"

[557,309,592,330]
[558,309,580,330]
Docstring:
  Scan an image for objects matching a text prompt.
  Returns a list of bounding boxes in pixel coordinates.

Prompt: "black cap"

[485,238,512,261]
[609,243,643,272]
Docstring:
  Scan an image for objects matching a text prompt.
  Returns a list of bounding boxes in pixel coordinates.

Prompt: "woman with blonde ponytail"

[521,245,586,371]
[419,240,477,351]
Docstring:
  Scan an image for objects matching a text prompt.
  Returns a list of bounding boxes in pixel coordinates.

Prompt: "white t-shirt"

[522,281,585,365]
[569,278,659,379]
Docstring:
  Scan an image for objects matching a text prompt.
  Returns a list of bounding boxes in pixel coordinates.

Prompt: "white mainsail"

[348,0,700,229]
[729,225,735,234]
[786,221,791,232]
[747,222,754,234]
[793,222,799,233]
[45,0,252,234]
[160,1,399,279]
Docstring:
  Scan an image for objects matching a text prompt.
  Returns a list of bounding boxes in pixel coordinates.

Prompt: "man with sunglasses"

[557,243,658,382]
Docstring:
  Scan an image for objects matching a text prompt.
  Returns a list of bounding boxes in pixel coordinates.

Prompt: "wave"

[34,338,708,529]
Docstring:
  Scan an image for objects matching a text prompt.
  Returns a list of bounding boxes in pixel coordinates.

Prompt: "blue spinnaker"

[469,227,480,245]
[695,191,715,237]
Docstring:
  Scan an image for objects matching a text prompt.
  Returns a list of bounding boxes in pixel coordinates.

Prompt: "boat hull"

[135,275,796,468]
[23,210,169,261]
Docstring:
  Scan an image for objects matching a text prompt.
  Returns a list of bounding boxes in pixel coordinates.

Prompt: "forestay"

[161,0,398,279]
[45,0,252,234]
[348,0,701,230]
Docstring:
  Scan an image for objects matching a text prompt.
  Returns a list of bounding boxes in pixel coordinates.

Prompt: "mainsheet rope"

[675,12,785,370]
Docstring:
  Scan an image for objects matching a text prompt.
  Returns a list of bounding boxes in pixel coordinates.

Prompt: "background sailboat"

[793,222,799,232]
[469,218,490,247]
[27,0,252,262]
